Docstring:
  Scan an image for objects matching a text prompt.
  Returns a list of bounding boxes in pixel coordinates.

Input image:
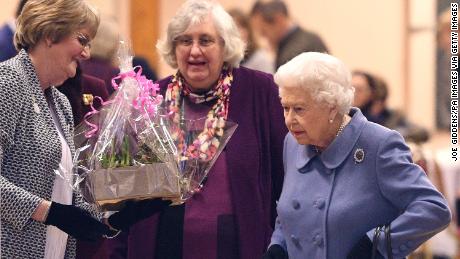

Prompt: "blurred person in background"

[80,16,158,96]
[250,0,328,69]
[436,8,457,130]
[350,70,376,119]
[352,70,428,143]
[58,65,109,126]
[0,0,28,61]
[406,141,458,259]
[228,8,274,73]
[437,9,460,259]
[0,1,169,258]
[79,16,120,95]
[263,51,450,259]
[105,1,287,258]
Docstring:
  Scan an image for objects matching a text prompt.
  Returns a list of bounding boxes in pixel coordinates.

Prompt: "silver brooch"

[354,148,365,163]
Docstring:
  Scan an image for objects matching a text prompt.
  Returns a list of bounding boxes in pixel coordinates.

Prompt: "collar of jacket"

[296,107,367,170]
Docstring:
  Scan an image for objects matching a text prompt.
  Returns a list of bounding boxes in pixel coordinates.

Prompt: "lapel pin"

[32,97,40,114]
[82,93,94,106]
[354,148,365,163]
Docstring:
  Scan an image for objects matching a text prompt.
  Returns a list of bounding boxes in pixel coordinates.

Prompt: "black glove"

[262,244,288,259]
[347,235,382,259]
[108,198,172,231]
[45,202,111,241]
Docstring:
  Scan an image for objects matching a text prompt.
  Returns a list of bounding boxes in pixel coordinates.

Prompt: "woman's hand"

[107,198,172,231]
[262,244,288,259]
[43,202,111,241]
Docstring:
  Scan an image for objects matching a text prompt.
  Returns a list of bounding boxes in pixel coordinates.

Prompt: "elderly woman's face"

[174,15,225,91]
[351,74,372,109]
[280,86,334,146]
[47,28,92,86]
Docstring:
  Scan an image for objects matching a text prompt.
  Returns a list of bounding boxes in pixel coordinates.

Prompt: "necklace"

[336,117,347,137]
[313,116,348,153]
[165,66,233,161]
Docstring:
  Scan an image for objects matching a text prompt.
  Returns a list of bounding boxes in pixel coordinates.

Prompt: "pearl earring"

[329,119,333,123]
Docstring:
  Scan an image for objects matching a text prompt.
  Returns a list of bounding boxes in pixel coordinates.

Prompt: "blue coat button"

[399,244,408,251]
[313,234,323,247]
[313,198,325,209]
[292,200,301,210]
[291,234,301,248]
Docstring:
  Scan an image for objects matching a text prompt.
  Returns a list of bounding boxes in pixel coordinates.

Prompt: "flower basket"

[85,163,180,211]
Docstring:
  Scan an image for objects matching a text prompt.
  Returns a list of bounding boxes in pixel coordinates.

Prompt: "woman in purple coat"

[105,0,287,258]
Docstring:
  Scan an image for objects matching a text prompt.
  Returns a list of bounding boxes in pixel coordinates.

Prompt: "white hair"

[156,0,245,69]
[274,52,354,115]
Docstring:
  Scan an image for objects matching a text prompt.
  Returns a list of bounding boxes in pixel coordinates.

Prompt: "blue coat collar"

[295,108,367,170]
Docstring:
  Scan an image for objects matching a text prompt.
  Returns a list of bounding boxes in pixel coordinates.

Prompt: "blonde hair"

[14,0,100,51]
[156,0,245,68]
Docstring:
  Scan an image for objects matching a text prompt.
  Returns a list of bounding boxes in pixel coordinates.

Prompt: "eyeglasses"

[174,35,221,50]
[76,32,91,50]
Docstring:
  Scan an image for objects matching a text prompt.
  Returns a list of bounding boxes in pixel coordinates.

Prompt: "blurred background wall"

[0,0,447,133]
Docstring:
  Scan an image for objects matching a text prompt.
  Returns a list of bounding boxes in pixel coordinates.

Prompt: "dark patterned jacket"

[0,50,98,258]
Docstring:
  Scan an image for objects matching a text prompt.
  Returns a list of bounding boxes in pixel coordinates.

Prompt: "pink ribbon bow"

[84,66,162,138]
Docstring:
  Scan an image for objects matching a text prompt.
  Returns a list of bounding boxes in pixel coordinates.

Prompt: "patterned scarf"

[164,66,233,161]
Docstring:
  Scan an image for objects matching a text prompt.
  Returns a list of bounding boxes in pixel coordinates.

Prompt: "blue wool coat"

[271,108,451,259]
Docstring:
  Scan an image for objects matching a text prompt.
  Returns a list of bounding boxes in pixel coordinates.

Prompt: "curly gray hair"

[274,52,354,115]
[156,0,245,69]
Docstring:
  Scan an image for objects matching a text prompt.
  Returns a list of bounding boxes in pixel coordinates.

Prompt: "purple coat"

[80,57,120,95]
[58,73,109,126]
[104,66,287,259]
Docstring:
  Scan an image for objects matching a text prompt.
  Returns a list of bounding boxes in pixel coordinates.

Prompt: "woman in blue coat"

[262,52,451,259]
